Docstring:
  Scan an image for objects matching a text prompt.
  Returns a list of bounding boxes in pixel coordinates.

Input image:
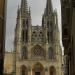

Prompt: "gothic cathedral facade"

[14,0,62,75]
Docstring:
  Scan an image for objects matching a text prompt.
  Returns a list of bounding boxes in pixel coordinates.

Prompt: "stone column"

[45,67,49,75]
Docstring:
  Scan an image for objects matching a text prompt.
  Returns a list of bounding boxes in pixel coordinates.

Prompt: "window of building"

[48,47,55,60]
[32,45,45,57]
[22,19,28,29]
[26,19,28,29]
[22,19,25,27]
[47,21,49,28]
[22,30,25,41]
[50,22,53,30]
[47,31,53,43]
[25,30,28,42]
[50,31,53,42]
[21,47,28,59]
[47,31,49,42]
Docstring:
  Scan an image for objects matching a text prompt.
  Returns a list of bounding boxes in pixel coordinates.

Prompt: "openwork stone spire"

[45,0,53,15]
[21,0,28,15]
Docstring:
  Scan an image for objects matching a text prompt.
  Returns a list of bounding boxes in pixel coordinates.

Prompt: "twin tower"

[14,0,62,75]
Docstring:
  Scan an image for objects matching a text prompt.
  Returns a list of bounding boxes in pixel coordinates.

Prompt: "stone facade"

[4,0,62,75]
[14,0,62,75]
[4,52,14,75]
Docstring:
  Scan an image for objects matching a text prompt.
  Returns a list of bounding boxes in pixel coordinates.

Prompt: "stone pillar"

[16,66,20,75]
[45,67,49,75]
[28,66,31,75]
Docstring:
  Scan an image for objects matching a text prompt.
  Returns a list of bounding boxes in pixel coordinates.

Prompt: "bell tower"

[42,0,60,60]
[42,0,54,44]
[21,0,31,44]
[14,0,32,62]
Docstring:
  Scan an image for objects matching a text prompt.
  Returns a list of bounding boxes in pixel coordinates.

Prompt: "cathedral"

[4,0,62,75]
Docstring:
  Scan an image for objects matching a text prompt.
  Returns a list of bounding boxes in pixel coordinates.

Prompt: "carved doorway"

[49,66,56,75]
[32,63,45,75]
[21,65,28,75]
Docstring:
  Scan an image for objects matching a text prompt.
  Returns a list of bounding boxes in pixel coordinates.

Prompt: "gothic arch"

[32,62,45,75]
[31,45,45,58]
[21,65,28,75]
[21,46,28,59]
[49,66,56,75]
[48,47,55,60]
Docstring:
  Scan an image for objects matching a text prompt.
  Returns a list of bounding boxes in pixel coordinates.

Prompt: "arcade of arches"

[20,63,56,75]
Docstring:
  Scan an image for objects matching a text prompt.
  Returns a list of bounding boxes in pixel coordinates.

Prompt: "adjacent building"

[61,0,75,75]
[0,0,7,74]
[4,52,14,75]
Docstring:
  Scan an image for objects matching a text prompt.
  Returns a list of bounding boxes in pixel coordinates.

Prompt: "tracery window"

[32,45,45,57]
[21,47,28,59]
[48,47,55,60]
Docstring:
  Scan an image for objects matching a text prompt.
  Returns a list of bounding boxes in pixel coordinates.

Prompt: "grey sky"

[5,0,61,51]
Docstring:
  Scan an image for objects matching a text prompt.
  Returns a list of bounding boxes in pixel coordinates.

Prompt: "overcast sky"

[5,0,61,51]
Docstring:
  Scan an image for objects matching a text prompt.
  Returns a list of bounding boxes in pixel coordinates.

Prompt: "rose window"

[32,45,45,57]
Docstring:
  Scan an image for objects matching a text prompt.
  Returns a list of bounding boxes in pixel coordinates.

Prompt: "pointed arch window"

[22,30,25,41]
[22,19,28,29]
[48,47,55,60]
[47,21,49,28]
[25,30,28,43]
[21,47,28,59]
[50,22,52,28]
[26,19,28,29]
[50,31,53,42]
[47,31,49,43]
[22,19,25,28]
[47,31,53,43]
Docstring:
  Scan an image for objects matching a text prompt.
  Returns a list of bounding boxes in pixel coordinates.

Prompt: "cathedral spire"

[21,0,28,15]
[45,0,53,15]
[17,5,20,18]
